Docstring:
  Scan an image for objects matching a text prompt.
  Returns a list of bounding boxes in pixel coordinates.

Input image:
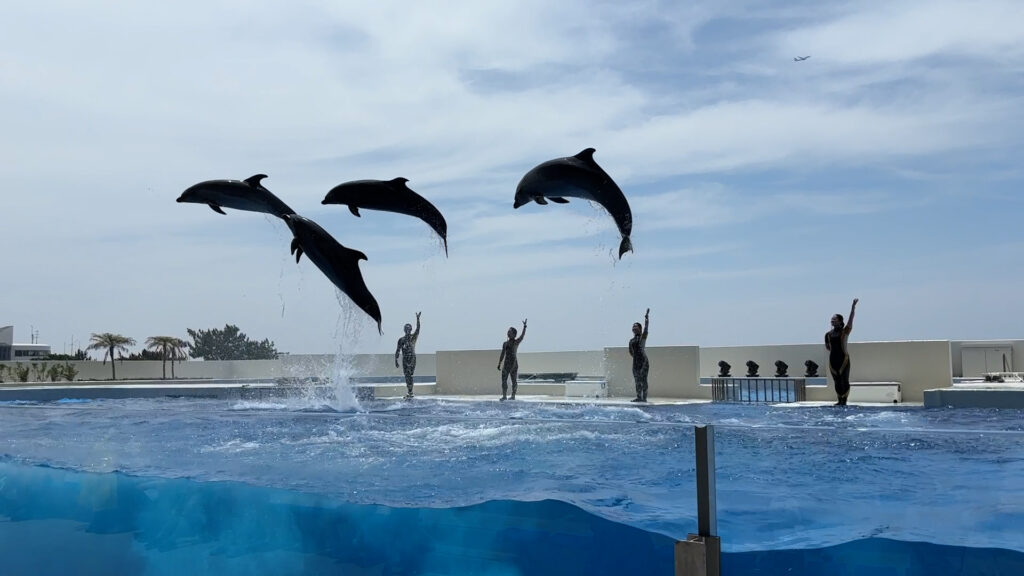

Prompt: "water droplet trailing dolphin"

[513,148,633,259]
[321,178,449,256]
[176,174,296,219]
[284,214,383,335]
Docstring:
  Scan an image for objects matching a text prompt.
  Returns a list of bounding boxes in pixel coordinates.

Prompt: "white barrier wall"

[603,346,701,399]
[279,354,437,379]
[0,354,439,384]
[0,359,283,382]
[0,341,960,402]
[808,340,952,403]
[699,345,827,378]
[435,350,604,396]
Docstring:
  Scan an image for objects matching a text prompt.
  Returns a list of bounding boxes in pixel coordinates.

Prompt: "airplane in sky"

[793,55,811,62]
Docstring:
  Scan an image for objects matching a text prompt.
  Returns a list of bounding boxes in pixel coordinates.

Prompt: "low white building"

[0,325,51,361]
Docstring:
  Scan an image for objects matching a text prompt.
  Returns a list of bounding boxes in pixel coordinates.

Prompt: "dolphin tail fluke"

[377,320,383,335]
[618,236,633,259]
[443,237,448,257]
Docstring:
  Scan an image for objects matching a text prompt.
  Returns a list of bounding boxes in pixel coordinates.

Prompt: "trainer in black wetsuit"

[395,312,421,399]
[628,308,650,402]
[497,319,527,401]
[826,298,858,406]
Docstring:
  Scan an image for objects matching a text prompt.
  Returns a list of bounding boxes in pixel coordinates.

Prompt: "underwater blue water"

[2,396,1023,575]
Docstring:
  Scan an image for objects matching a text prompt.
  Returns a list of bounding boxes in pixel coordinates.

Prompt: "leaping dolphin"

[322,178,448,256]
[284,214,382,334]
[177,174,296,219]
[513,148,633,258]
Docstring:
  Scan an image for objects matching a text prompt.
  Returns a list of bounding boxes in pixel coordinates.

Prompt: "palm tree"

[145,336,189,379]
[87,333,137,380]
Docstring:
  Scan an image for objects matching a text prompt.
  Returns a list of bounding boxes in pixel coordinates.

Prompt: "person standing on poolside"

[826,298,858,406]
[629,308,650,402]
[395,312,421,399]
[497,319,527,401]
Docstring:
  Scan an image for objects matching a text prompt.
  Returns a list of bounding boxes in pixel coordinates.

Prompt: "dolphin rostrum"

[177,174,296,219]
[513,148,633,258]
[284,214,382,334]
[321,178,448,256]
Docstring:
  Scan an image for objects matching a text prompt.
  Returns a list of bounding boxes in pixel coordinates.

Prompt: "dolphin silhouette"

[284,214,382,334]
[513,148,633,258]
[322,178,448,256]
[177,174,296,219]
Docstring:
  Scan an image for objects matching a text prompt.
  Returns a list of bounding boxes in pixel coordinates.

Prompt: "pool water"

[2,396,1022,575]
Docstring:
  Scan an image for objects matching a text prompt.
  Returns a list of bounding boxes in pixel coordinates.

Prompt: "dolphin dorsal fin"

[389,177,410,189]
[573,148,597,164]
[342,246,368,261]
[244,174,268,187]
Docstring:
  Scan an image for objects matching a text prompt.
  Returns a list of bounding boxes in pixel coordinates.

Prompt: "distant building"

[0,325,51,361]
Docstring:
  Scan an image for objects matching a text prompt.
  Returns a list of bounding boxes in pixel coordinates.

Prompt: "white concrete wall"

[435,350,603,396]
[0,341,966,402]
[280,354,437,379]
[807,340,952,403]
[699,344,827,378]
[603,346,701,398]
[0,359,284,382]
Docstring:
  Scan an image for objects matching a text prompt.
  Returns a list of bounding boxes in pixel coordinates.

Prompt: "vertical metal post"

[695,425,717,537]
[677,425,721,576]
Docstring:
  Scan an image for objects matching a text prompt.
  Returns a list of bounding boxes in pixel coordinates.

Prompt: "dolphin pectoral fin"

[618,236,633,259]
[290,238,303,263]
[295,247,303,263]
[534,196,549,205]
[348,205,361,217]
[244,174,268,188]
[209,203,227,215]
[549,197,570,204]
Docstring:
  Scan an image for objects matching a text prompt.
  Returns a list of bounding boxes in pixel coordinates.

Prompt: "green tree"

[87,333,137,380]
[186,325,278,361]
[145,336,189,379]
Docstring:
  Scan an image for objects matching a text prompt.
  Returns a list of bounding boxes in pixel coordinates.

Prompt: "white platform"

[848,382,902,403]
[564,380,608,398]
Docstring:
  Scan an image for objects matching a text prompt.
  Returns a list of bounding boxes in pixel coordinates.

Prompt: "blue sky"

[2,0,1022,355]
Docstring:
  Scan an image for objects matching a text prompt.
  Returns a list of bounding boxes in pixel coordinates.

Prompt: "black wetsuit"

[499,339,521,399]
[826,330,851,405]
[629,331,649,401]
[395,331,419,397]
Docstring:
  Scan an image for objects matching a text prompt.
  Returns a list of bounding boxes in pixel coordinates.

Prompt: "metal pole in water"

[675,425,721,575]
[696,425,717,537]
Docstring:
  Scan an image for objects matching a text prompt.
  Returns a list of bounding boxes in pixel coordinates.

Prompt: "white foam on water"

[230,400,291,411]
[202,439,262,453]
